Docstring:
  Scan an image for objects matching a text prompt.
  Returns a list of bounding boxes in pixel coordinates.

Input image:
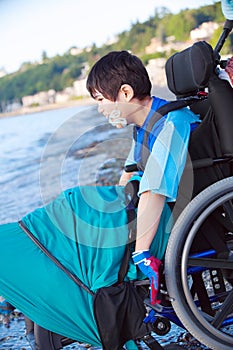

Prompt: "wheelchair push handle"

[214,0,233,62]
[214,19,233,61]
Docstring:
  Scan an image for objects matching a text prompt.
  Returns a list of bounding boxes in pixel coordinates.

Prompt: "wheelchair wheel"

[165,176,233,350]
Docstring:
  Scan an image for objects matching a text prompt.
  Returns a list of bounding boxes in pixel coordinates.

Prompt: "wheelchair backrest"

[165,40,233,158]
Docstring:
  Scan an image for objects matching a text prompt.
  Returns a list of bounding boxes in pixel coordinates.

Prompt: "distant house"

[145,37,191,56]
[146,58,167,86]
[21,78,91,108]
[69,47,83,56]
[73,78,89,97]
[190,21,219,41]
[22,90,56,107]
[145,38,164,54]
[4,101,22,113]
[22,95,36,107]
[55,87,74,103]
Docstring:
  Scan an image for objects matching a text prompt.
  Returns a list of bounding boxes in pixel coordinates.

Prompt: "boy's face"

[93,91,115,118]
[92,91,127,128]
[92,87,138,128]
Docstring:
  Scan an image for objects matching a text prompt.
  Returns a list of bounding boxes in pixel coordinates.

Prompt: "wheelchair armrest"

[192,156,233,169]
[124,164,138,172]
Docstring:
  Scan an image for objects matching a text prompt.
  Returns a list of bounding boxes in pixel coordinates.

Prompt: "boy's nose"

[98,105,104,114]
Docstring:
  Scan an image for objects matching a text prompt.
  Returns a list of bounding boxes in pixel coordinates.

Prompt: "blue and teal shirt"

[125,96,201,202]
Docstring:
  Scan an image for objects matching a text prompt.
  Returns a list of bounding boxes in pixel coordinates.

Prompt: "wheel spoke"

[188,257,233,270]
[211,290,233,328]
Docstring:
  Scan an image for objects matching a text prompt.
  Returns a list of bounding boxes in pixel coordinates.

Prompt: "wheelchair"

[163,19,233,350]
[33,17,233,350]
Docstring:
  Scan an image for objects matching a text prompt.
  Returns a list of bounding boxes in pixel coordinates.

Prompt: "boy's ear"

[119,84,134,102]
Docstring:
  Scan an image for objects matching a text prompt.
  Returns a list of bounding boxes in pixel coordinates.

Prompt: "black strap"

[18,220,94,296]
[118,244,131,284]
[134,111,163,172]
[118,181,139,283]
[156,98,199,115]
[132,97,204,172]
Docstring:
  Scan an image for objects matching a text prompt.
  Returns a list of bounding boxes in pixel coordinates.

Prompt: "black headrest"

[165,41,215,97]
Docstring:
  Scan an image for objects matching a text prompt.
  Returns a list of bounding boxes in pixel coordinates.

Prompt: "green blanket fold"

[0,185,172,344]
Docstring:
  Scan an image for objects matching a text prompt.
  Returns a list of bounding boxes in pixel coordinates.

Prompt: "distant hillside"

[0,1,230,112]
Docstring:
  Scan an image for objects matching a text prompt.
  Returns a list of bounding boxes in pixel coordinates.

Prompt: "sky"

[0,0,217,74]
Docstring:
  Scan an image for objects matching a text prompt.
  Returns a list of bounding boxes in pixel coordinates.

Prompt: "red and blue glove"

[132,250,161,305]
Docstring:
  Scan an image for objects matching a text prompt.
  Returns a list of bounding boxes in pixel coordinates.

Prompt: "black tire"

[165,176,233,350]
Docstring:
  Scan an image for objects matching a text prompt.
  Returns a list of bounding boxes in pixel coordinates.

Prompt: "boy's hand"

[132,250,161,305]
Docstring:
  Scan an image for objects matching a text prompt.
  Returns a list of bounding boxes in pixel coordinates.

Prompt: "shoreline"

[0,96,95,119]
[0,85,175,119]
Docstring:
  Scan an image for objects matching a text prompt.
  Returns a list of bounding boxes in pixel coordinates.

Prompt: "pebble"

[0,314,211,349]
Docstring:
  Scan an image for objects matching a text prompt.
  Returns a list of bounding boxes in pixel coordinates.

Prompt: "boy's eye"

[96,97,104,102]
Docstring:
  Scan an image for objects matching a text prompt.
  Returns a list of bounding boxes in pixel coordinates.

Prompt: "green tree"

[42,50,48,62]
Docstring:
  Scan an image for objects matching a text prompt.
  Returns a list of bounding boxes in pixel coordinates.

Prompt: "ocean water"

[0,104,132,224]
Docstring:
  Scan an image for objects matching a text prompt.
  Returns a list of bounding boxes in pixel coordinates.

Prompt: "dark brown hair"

[86,50,152,101]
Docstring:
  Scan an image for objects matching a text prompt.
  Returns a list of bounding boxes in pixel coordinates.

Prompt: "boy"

[86,50,200,304]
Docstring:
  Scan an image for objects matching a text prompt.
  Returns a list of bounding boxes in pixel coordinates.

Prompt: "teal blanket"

[0,185,172,345]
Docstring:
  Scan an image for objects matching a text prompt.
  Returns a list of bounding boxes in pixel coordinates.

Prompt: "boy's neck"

[132,96,153,127]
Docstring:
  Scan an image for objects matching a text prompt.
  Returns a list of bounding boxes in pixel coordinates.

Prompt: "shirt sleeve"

[124,139,136,166]
[139,109,200,201]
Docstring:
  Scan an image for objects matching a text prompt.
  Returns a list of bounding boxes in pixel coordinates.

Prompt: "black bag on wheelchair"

[93,281,148,350]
